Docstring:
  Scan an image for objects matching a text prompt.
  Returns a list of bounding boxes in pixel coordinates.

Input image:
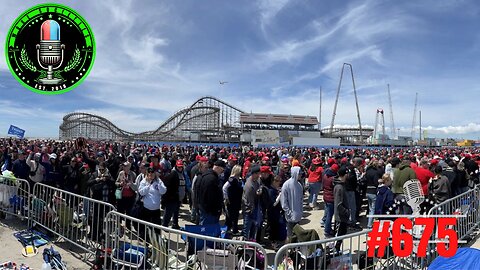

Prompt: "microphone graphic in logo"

[36,20,65,85]
[6,3,95,94]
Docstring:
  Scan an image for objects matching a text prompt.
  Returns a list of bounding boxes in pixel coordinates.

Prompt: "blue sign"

[7,125,25,139]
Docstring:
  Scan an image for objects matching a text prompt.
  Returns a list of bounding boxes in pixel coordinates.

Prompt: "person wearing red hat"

[327,158,336,167]
[223,154,238,186]
[242,156,253,179]
[415,158,435,197]
[321,163,338,237]
[307,158,323,209]
[261,156,270,166]
[191,156,210,224]
[260,165,272,175]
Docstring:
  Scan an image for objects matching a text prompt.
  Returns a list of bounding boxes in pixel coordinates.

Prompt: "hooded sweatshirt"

[393,161,416,194]
[333,177,350,223]
[374,184,395,215]
[281,167,303,223]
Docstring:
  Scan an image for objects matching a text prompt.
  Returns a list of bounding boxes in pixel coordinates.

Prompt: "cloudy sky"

[0,0,479,139]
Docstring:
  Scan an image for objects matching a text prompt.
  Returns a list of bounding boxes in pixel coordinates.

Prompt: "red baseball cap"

[330,164,339,172]
[260,166,272,174]
[312,158,322,165]
[228,154,237,161]
[176,160,184,167]
[199,156,209,162]
[327,158,336,166]
[262,156,270,161]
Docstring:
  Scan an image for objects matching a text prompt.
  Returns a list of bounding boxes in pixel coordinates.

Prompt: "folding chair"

[148,227,204,270]
[181,224,228,256]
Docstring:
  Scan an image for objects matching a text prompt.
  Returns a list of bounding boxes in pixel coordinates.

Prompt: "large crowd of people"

[1,137,479,250]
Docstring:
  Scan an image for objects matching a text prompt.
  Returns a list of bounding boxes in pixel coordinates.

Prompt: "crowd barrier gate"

[425,185,480,265]
[0,176,30,225]
[104,211,268,270]
[0,178,479,269]
[31,182,116,261]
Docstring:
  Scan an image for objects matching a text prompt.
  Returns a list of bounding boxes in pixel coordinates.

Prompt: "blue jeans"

[366,193,376,228]
[243,211,257,240]
[346,191,357,224]
[162,201,179,227]
[324,202,334,235]
[199,209,219,225]
[308,182,321,205]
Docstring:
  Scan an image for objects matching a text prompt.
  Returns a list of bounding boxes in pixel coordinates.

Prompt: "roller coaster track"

[60,96,245,141]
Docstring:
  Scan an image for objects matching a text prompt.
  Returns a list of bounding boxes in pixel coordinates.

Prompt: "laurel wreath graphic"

[20,46,37,72]
[63,47,81,72]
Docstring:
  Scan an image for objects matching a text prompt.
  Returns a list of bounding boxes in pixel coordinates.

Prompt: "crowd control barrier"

[0,176,30,224]
[31,182,116,261]
[425,186,480,265]
[104,211,268,270]
[1,178,479,269]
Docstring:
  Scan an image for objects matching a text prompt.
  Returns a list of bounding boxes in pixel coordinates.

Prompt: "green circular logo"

[5,3,95,95]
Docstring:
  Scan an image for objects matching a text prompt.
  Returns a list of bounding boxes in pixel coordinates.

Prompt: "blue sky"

[1,0,480,139]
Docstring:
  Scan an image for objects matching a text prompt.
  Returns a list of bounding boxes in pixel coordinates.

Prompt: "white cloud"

[257,0,290,29]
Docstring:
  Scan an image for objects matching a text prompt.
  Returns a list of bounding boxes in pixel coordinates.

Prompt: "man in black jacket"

[334,167,350,250]
[162,160,182,229]
[198,160,225,225]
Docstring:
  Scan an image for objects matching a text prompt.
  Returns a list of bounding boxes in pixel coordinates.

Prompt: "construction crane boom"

[329,63,363,142]
[387,84,396,139]
[411,92,418,139]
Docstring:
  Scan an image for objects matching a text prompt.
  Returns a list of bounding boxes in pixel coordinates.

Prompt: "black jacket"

[333,178,350,223]
[344,165,357,192]
[365,166,382,194]
[454,167,469,188]
[162,171,180,204]
[226,176,243,209]
[198,169,222,216]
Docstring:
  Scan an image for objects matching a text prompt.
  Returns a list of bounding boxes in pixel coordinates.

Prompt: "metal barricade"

[273,226,434,269]
[32,182,116,261]
[0,176,30,223]
[274,229,380,270]
[426,186,480,264]
[104,211,268,270]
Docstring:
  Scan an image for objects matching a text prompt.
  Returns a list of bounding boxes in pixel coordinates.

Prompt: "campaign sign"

[8,125,25,139]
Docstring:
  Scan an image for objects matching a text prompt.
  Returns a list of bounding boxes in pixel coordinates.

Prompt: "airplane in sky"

[219,81,228,85]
